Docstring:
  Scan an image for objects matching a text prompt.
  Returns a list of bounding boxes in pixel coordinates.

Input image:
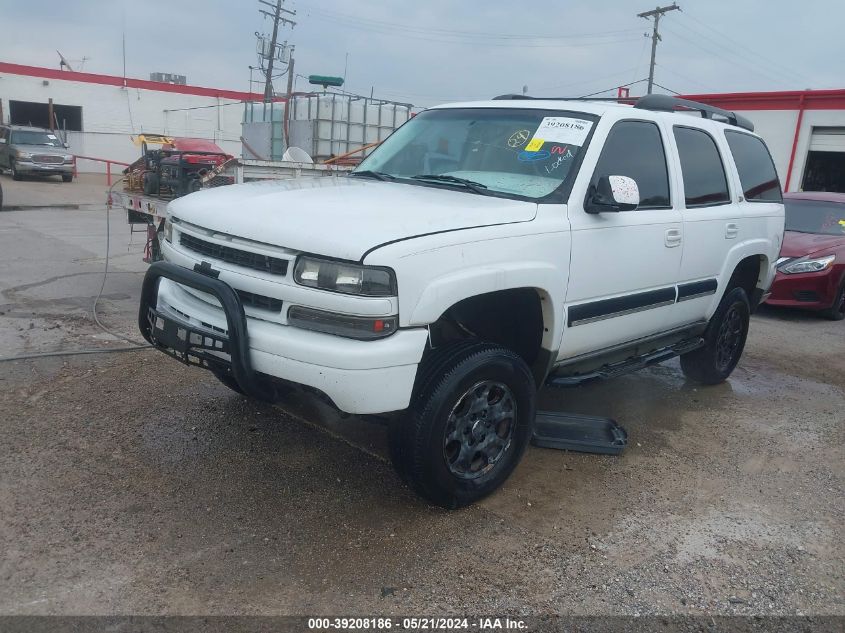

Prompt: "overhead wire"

[678,8,808,85]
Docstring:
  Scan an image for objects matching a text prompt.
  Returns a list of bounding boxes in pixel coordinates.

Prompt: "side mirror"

[0,138,6,144]
[63,142,69,149]
[585,175,640,213]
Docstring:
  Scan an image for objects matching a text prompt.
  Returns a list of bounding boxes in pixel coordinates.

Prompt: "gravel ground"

[0,202,842,618]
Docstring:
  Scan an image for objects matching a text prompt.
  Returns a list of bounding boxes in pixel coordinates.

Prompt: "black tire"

[142,172,160,196]
[821,280,845,321]
[10,160,22,181]
[680,287,751,385]
[61,173,73,183]
[389,341,536,508]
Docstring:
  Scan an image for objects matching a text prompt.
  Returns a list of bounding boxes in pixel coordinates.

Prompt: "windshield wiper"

[350,170,395,181]
[410,174,489,195]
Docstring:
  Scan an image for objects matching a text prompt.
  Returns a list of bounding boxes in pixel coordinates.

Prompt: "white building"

[0,62,270,172]
[685,89,845,193]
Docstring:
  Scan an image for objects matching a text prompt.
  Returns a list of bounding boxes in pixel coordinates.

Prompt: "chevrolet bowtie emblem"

[193,261,221,278]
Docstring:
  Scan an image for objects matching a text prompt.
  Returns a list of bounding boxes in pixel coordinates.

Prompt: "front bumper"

[16,160,73,175]
[139,261,428,414]
[765,267,840,310]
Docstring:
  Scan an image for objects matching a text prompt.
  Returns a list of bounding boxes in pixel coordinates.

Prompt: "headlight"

[63,154,74,163]
[15,150,32,160]
[288,305,398,340]
[294,256,396,296]
[779,254,835,274]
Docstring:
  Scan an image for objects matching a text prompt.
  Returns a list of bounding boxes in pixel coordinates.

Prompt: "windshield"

[354,108,597,201]
[785,199,845,236]
[10,130,64,147]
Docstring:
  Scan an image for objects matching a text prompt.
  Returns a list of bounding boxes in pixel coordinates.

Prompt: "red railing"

[71,155,131,186]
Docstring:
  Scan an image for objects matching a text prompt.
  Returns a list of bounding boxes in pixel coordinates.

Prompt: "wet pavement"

[0,199,843,617]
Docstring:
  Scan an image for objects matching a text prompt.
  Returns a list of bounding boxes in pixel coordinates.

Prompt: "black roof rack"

[492,93,755,133]
[634,94,754,132]
[492,94,630,102]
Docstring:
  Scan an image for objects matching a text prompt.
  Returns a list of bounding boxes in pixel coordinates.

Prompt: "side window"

[673,126,731,207]
[589,120,670,209]
[725,130,782,202]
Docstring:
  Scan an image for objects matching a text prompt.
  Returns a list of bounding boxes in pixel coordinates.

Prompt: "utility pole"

[637,3,679,94]
[258,0,296,101]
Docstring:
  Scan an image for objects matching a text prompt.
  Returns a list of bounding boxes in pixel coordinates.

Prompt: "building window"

[9,100,83,131]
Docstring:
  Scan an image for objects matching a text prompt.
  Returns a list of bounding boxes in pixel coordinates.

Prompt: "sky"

[0,0,840,108]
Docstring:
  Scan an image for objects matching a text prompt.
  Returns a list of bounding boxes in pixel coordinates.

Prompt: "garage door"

[809,127,845,152]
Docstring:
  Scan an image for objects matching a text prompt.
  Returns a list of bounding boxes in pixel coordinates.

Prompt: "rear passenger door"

[672,124,736,325]
[561,119,683,360]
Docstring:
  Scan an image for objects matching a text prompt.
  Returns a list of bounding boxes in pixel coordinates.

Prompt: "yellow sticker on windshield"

[525,138,545,152]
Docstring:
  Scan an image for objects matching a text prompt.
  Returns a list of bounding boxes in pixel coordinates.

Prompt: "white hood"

[167,177,537,261]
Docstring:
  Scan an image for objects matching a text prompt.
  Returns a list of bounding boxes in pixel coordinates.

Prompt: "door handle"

[725,223,739,239]
[665,228,682,248]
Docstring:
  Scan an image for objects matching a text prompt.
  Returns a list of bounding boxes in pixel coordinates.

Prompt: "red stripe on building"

[680,89,845,111]
[0,62,284,102]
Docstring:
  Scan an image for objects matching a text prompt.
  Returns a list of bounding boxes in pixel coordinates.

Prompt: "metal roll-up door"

[809,127,845,152]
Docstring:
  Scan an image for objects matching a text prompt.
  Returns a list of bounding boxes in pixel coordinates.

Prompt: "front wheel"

[61,173,73,183]
[389,342,536,508]
[10,160,22,181]
[680,287,751,385]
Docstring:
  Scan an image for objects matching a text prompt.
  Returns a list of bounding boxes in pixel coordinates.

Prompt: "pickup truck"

[139,94,785,508]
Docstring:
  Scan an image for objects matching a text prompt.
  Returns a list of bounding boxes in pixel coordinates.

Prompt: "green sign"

[308,75,344,88]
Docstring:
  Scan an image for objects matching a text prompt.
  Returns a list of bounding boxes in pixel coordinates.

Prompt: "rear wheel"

[389,341,536,508]
[680,287,750,385]
[821,281,845,321]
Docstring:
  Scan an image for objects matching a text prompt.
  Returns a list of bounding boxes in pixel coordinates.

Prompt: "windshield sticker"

[529,117,593,147]
[507,129,531,148]
[525,138,545,152]
[47,134,58,140]
[518,149,551,162]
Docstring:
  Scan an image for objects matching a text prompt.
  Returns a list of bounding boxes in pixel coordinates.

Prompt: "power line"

[579,78,649,98]
[305,7,643,42]
[637,3,681,95]
[661,23,793,89]
[678,8,808,85]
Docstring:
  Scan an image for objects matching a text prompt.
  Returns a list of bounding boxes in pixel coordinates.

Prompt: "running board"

[546,337,704,388]
[532,411,627,455]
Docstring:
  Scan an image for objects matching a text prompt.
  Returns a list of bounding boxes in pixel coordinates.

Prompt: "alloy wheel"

[715,305,744,371]
[443,380,517,480]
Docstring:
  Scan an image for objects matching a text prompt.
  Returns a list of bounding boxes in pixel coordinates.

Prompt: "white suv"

[139,94,785,507]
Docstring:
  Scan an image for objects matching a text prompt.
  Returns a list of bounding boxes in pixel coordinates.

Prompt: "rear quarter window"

[725,130,782,202]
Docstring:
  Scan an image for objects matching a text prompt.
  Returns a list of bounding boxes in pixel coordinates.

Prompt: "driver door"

[559,119,683,360]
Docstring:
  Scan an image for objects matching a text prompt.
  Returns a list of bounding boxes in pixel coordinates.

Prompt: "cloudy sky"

[0,0,840,107]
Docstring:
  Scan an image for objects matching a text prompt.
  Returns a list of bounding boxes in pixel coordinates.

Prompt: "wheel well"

[428,288,547,382]
[727,255,763,299]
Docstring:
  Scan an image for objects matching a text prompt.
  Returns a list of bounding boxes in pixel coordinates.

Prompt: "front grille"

[180,233,289,275]
[794,290,820,303]
[236,290,283,312]
[33,154,64,164]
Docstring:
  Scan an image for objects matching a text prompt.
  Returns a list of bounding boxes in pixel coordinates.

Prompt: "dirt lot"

[0,175,843,618]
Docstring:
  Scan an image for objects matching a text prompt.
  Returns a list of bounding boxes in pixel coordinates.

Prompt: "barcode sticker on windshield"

[529,117,593,147]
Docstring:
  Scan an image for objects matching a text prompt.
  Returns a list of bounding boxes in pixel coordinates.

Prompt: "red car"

[766,192,845,320]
